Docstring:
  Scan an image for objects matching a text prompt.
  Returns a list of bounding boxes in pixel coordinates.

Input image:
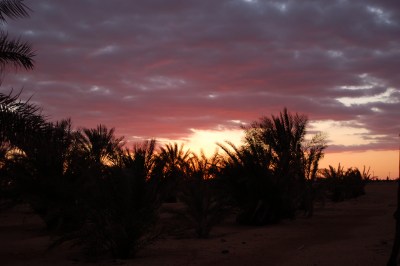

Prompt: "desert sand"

[0,182,398,265]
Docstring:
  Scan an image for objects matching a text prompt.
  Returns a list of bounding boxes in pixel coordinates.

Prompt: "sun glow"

[180,128,244,156]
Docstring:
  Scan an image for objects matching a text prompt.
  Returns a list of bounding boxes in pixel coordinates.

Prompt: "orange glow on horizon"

[177,129,398,180]
[320,150,398,180]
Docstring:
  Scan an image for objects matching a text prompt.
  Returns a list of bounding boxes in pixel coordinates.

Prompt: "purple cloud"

[1,0,399,151]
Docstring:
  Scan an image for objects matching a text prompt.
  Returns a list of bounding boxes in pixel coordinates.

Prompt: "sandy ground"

[0,182,398,265]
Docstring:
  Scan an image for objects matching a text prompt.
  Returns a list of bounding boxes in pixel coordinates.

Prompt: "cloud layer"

[2,0,399,150]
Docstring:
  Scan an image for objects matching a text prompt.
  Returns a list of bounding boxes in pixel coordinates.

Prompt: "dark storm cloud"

[1,0,399,150]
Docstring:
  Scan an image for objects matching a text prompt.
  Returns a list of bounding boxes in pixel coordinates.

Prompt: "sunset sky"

[1,0,399,178]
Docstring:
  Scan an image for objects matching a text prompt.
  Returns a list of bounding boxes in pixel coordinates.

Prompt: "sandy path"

[0,182,397,265]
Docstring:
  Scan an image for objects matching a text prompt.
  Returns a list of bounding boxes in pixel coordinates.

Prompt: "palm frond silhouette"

[0,0,34,71]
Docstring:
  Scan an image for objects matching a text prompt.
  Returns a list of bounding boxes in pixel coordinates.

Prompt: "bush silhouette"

[321,164,369,202]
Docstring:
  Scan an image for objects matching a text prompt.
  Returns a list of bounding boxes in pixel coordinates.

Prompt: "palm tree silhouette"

[250,108,307,181]
[122,139,157,178]
[219,140,278,225]
[153,142,191,202]
[303,133,327,181]
[0,91,46,148]
[0,0,36,154]
[179,152,227,238]
[0,0,34,71]
[251,108,313,218]
[218,108,326,224]
[0,0,29,20]
[157,142,191,171]
[77,124,124,166]
[0,0,36,156]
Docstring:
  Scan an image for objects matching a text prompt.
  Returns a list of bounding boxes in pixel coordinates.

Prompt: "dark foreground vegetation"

[0,0,372,261]
[0,91,371,259]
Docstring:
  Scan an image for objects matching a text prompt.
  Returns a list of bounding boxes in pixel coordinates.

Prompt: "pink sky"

[1,0,399,178]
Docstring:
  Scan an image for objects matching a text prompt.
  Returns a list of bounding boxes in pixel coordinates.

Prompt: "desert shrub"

[321,164,369,202]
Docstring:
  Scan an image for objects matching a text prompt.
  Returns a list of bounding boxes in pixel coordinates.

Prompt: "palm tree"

[76,124,124,167]
[218,108,326,224]
[0,91,46,147]
[0,0,36,150]
[300,132,327,216]
[244,108,309,218]
[152,142,191,202]
[23,119,86,231]
[122,139,157,178]
[156,142,191,171]
[248,108,307,181]
[0,92,48,212]
[53,140,161,259]
[303,133,327,181]
[178,152,226,238]
[0,0,34,71]
[218,141,278,225]
[0,0,35,147]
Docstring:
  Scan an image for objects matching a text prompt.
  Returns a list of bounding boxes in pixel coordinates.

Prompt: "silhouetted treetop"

[0,0,34,71]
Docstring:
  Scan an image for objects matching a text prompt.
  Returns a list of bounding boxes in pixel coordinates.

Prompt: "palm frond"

[0,0,30,21]
[217,141,242,166]
[0,90,46,147]
[0,34,35,70]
